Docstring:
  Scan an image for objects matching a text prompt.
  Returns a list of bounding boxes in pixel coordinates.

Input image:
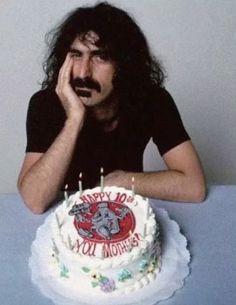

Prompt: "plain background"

[0,0,235,193]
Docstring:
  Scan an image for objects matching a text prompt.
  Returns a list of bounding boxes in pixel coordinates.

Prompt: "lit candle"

[64,184,69,207]
[78,172,83,196]
[131,176,135,196]
[100,167,104,192]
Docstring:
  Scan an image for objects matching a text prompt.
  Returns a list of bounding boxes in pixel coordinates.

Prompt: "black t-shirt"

[26,88,190,190]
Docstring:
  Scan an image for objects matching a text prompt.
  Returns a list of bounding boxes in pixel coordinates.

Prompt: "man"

[18,2,206,214]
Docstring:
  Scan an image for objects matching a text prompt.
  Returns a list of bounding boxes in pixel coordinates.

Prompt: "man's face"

[69,31,116,107]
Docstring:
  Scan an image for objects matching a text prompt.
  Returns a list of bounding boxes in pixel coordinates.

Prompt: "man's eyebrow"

[68,48,102,54]
[91,49,106,54]
[69,48,108,55]
[69,48,81,53]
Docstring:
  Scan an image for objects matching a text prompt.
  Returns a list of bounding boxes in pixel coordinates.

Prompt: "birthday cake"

[49,186,161,295]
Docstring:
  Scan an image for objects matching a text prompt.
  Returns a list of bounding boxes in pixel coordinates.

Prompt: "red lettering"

[86,194,96,203]
[105,192,112,201]
[115,243,123,255]
[103,243,112,258]
[127,195,135,203]
[76,239,96,256]
[114,192,127,203]
[88,242,97,256]
[119,193,127,203]
[82,240,90,255]
[79,195,89,203]
[134,232,142,241]
[79,194,96,203]
[114,192,120,202]
[118,241,129,253]
[131,235,139,247]
[76,238,84,253]
[111,244,118,256]
[99,192,105,201]
[92,193,100,202]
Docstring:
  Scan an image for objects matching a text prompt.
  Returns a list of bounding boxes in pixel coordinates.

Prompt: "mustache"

[71,77,101,93]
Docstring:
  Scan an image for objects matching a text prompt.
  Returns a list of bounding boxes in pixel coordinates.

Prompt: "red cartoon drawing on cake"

[69,201,135,243]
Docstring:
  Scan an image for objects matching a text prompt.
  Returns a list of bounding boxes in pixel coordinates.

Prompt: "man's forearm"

[18,118,83,213]
[104,170,206,203]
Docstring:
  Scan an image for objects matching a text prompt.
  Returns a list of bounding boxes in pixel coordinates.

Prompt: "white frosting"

[50,186,161,295]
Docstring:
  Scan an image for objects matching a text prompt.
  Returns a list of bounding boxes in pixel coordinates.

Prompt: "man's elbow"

[190,181,207,203]
[25,202,47,214]
[19,191,48,214]
[17,181,48,214]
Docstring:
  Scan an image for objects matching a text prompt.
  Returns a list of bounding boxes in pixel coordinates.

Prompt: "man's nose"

[78,57,92,79]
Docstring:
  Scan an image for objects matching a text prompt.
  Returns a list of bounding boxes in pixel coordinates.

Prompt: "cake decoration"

[30,203,191,304]
[118,269,132,282]
[69,201,135,242]
[48,185,161,295]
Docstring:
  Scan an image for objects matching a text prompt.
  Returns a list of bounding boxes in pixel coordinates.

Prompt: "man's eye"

[94,53,109,62]
[70,53,81,58]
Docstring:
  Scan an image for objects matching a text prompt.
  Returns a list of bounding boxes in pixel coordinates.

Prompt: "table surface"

[0,185,236,305]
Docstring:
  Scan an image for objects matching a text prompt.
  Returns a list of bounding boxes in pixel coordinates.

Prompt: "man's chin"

[79,96,94,106]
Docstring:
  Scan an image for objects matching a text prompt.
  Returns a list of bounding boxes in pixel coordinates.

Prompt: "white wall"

[0,0,235,192]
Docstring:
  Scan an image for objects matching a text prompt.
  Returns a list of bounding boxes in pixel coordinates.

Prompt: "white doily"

[29,208,191,305]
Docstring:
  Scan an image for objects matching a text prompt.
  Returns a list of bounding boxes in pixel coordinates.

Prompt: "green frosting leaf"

[82,266,90,273]
[60,271,69,278]
[99,276,109,283]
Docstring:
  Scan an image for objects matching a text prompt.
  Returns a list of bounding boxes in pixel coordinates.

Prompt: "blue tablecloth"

[0,185,235,305]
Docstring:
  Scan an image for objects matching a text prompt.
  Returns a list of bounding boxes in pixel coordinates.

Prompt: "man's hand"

[56,54,86,123]
[104,170,127,187]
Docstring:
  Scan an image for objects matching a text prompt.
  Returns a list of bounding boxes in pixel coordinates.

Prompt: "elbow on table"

[25,201,48,215]
[20,193,48,214]
[17,182,49,214]
[188,181,207,203]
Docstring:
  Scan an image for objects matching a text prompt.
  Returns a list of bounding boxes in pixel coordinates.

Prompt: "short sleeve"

[26,89,65,153]
[151,88,190,156]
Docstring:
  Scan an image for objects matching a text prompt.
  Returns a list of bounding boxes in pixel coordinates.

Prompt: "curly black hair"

[42,2,166,113]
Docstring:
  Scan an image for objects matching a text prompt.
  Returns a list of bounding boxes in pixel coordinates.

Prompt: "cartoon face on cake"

[69,201,136,243]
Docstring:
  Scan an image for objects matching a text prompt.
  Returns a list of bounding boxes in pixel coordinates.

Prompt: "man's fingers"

[56,54,74,101]
[58,54,73,86]
[55,52,86,121]
[61,55,73,82]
